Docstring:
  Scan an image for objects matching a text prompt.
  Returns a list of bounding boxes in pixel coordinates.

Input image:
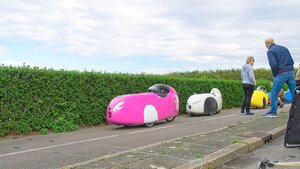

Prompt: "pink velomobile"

[106,84,179,127]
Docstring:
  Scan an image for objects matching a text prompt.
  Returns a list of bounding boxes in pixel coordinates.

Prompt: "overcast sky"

[0,0,300,74]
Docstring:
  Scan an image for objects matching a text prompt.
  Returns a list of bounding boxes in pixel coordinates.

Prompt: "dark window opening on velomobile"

[257,86,266,91]
[148,84,170,97]
[204,97,218,114]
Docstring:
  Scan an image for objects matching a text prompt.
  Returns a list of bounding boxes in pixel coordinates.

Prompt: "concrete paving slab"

[66,111,289,169]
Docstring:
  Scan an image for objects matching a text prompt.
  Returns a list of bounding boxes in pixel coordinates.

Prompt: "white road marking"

[202,114,239,122]
[129,121,198,134]
[0,135,119,158]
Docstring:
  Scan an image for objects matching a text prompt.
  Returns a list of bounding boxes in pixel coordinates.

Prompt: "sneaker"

[245,112,254,115]
[240,110,245,114]
[262,112,273,116]
[264,113,277,118]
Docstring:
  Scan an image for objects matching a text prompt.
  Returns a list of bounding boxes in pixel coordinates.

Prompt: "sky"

[0,0,300,74]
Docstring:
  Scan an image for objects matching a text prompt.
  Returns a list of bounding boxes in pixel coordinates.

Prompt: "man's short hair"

[265,38,275,45]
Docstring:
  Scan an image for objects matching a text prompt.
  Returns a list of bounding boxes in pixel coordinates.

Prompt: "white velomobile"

[186,88,222,116]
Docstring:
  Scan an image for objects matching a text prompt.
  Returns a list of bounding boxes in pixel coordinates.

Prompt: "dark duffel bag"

[284,86,300,147]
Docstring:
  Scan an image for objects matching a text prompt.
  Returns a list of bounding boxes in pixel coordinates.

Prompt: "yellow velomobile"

[251,86,268,109]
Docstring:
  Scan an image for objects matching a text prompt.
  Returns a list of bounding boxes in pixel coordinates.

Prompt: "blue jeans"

[270,71,296,114]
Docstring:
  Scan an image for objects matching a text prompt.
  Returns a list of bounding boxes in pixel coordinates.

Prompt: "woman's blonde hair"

[246,56,254,64]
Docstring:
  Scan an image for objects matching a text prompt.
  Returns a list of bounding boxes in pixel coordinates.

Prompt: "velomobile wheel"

[216,110,221,114]
[145,122,154,127]
[166,116,176,122]
[263,98,266,109]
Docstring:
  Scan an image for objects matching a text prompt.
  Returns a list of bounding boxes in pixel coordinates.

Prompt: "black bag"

[284,86,300,147]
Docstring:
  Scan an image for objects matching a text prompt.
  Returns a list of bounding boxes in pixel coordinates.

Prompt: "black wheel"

[216,110,221,114]
[145,122,154,127]
[187,113,193,117]
[166,116,176,122]
[263,98,266,109]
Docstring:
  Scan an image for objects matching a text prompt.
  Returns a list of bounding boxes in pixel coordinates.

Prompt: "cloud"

[0,0,300,72]
[0,46,9,56]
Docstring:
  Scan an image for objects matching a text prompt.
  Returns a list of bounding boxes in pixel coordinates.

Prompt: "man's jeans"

[270,71,296,114]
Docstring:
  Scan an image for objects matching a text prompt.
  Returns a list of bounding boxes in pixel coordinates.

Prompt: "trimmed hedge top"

[0,66,269,136]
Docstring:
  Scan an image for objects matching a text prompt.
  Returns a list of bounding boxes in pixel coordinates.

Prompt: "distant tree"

[165,68,298,81]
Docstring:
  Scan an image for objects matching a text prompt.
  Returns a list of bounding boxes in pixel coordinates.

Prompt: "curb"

[61,123,287,169]
[174,124,287,169]
[267,125,286,139]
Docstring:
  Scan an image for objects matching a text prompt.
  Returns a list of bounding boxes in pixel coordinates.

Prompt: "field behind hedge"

[0,66,269,136]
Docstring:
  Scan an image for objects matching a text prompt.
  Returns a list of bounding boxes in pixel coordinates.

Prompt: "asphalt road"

[0,107,290,169]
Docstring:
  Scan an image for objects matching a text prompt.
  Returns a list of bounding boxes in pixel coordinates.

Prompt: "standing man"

[264,38,296,118]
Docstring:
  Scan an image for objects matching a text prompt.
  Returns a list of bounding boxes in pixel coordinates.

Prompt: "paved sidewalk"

[217,134,300,169]
[64,111,289,169]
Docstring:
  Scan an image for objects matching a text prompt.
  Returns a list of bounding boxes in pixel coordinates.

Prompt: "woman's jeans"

[270,71,296,114]
[241,83,255,113]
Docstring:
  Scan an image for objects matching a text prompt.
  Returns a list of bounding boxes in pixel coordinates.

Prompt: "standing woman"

[241,56,256,115]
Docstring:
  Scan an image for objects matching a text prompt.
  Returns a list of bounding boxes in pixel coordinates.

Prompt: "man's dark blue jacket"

[267,44,294,77]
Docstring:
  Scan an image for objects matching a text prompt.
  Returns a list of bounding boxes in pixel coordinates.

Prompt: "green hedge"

[0,66,269,136]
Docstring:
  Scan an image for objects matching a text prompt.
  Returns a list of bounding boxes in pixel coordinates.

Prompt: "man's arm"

[267,51,278,77]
